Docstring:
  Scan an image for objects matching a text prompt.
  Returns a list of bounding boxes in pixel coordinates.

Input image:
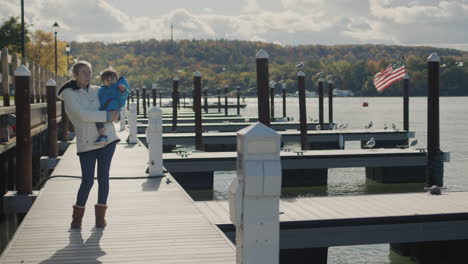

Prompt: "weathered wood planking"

[0,129,235,264]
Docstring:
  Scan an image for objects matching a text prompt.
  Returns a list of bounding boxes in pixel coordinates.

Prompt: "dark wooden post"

[256,49,270,127]
[142,87,147,118]
[217,88,221,113]
[318,78,324,128]
[193,72,204,150]
[1,48,11,106]
[46,79,58,157]
[282,82,287,118]
[328,79,334,125]
[236,86,241,116]
[203,88,208,113]
[178,91,181,110]
[270,83,275,120]
[403,74,409,131]
[35,65,41,103]
[147,91,150,108]
[14,65,32,194]
[159,91,162,107]
[183,91,186,107]
[427,53,443,187]
[136,88,140,115]
[152,85,157,107]
[298,71,309,150]
[224,85,228,116]
[172,77,179,132]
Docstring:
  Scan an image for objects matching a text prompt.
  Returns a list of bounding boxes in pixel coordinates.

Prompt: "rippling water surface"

[190,96,468,264]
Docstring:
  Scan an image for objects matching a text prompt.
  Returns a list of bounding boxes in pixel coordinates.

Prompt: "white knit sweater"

[58,85,120,153]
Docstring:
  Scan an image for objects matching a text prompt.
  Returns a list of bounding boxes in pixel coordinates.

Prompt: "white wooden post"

[229,122,282,264]
[120,107,126,131]
[146,107,163,176]
[128,103,137,144]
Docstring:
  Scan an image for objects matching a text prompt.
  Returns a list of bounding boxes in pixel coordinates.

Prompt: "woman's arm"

[63,90,110,123]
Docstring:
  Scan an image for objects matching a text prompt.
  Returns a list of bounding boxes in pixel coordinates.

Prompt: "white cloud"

[0,0,467,51]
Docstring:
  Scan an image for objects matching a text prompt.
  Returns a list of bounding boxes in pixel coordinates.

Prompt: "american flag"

[373,57,406,92]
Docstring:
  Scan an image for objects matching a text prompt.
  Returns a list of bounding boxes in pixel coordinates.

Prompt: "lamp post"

[65,43,71,73]
[52,21,59,76]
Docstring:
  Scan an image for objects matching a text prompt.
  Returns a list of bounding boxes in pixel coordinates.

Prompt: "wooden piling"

[152,87,157,107]
[46,79,58,157]
[270,85,275,119]
[236,86,241,116]
[183,91,186,107]
[193,72,203,150]
[298,71,309,150]
[282,83,287,118]
[35,65,41,103]
[172,77,179,132]
[142,87,147,118]
[14,65,32,194]
[328,80,333,124]
[224,86,228,117]
[178,91,181,110]
[159,91,162,107]
[427,53,443,187]
[217,88,221,113]
[203,88,208,113]
[256,49,271,127]
[403,74,409,131]
[136,88,140,115]
[318,78,324,128]
[1,48,11,106]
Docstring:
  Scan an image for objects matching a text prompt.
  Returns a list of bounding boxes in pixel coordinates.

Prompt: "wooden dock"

[163,148,427,173]
[0,130,235,263]
[196,192,468,248]
[138,121,328,133]
[139,129,413,151]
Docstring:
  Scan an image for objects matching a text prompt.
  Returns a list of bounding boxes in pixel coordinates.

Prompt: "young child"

[95,68,130,145]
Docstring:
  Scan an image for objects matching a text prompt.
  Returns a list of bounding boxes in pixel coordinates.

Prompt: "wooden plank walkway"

[0,129,235,263]
[163,148,427,173]
[196,192,468,248]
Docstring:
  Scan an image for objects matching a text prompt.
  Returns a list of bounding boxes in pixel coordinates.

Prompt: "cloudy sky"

[1,0,467,50]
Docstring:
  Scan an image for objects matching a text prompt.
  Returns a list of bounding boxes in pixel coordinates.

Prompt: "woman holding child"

[58,61,128,229]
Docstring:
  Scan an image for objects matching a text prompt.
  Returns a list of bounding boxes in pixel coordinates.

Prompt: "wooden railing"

[1,47,67,105]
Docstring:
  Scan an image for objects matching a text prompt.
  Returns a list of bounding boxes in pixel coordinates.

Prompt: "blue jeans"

[76,142,117,206]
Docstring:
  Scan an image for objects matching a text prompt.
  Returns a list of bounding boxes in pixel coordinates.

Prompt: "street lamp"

[65,43,71,74]
[52,21,59,76]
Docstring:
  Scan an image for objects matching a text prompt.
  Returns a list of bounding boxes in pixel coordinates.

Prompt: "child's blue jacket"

[98,76,130,111]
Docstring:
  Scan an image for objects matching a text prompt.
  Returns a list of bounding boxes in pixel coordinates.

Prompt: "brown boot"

[71,205,85,229]
[95,204,108,228]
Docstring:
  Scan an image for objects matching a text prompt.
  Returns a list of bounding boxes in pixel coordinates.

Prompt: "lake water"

[190,96,468,264]
[1,96,467,263]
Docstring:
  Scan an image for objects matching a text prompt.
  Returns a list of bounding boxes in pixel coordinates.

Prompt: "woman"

[58,61,120,229]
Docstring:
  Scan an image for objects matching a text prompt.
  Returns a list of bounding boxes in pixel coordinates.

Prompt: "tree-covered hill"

[70,39,468,97]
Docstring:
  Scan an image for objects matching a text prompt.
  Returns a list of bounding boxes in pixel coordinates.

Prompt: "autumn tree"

[26,30,68,76]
